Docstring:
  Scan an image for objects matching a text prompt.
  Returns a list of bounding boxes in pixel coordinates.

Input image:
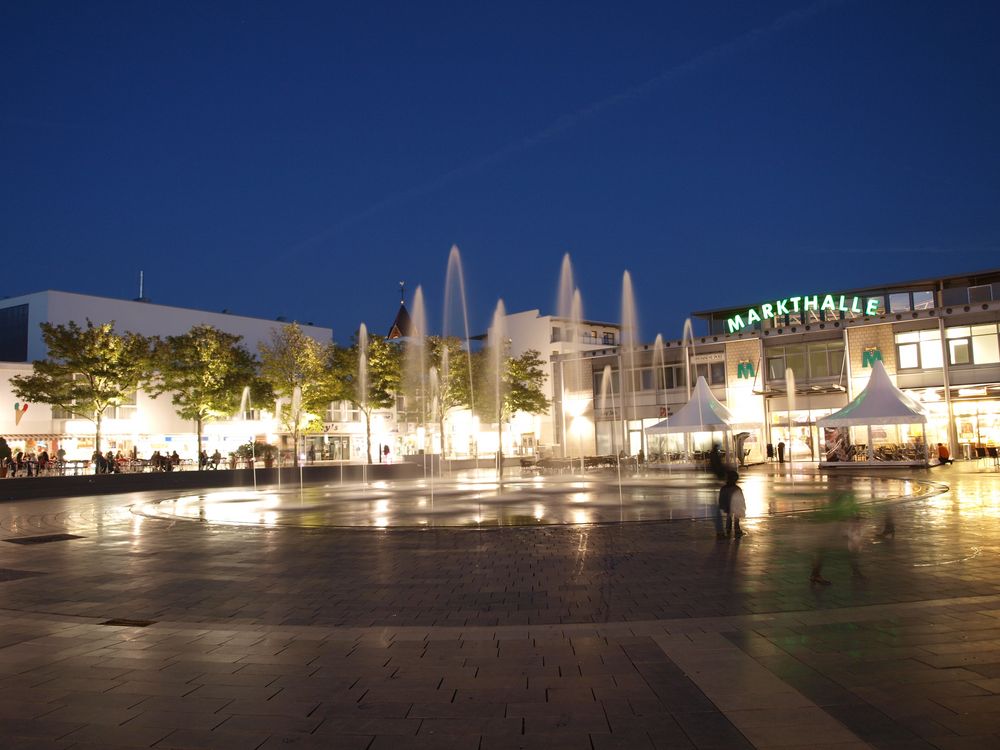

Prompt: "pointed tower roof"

[387,281,415,339]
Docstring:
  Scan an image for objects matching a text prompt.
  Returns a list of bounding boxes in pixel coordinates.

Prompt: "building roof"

[387,302,414,339]
[691,266,1000,319]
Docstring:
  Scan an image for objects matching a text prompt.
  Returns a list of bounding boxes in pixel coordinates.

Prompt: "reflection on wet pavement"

[131,470,943,528]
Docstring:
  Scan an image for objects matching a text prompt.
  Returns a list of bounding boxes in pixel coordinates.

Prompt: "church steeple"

[387,281,414,339]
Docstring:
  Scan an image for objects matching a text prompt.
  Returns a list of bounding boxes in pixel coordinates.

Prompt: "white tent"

[646,376,740,465]
[818,360,927,465]
[647,376,734,434]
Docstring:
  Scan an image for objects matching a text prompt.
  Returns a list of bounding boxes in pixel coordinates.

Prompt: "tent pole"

[867,425,873,463]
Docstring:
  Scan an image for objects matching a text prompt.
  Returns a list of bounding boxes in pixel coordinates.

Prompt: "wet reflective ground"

[131,470,940,528]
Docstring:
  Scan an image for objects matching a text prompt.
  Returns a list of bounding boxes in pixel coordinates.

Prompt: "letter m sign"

[861,348,883,368]
[737,361,755,380]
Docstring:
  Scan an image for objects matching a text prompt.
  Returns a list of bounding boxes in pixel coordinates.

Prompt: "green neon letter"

[821,294,836,311]
[747,308,762,325]
[803,296,818,311]
[788,296,801,312]
[850,296,862,313]
[776,298,790,315]
[760,303,774,320]
[865,298,879,315]
[727,315,744,333]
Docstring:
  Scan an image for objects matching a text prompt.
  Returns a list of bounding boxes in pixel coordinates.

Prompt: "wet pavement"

[130,471,937,528]
[0,462,997,748]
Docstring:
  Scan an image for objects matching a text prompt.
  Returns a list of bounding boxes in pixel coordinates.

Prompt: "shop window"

[949,339,971,365]
[889,293,911,313]
[895,330,941,370]
[972,324,1000,364]
[809,345,831,378]
[946,323,1000,366]
[912,290,935,310]
[767,354,785,381]
[602,332,615,345]
[710,362,726,385]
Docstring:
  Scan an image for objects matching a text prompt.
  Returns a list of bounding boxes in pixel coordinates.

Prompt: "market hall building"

[566,268,1000,464]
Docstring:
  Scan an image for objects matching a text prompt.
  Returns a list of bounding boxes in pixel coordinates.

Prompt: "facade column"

[938,315,958,457]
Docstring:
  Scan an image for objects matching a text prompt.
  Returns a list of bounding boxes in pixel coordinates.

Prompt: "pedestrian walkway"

[0,462,997,748]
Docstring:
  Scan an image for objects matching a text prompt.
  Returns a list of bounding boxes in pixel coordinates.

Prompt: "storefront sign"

[727,294,880,333]
[690,352,725,364]
[736,361,755,379]
[861,347,883,368]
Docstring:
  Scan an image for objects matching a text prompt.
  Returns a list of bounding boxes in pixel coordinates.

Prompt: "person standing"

[718,470,747,539]
[0,437,12,478]
[777,441,786,463]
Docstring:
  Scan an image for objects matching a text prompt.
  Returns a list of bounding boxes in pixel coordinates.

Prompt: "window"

[912,291,934,310]
[551,327,561,343]
[710,362,726,385]
[895,329,942,370]
[946,323,1000,366]
[767,342,844,381]
[602,332,615,345]
[889,293,911,313]
[0,304,29,361]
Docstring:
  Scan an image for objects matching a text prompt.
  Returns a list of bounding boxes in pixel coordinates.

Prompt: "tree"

[148,325,270,465]
[473,347,550,466]
[329,334,402,463]
[9,320,151,453]
[258,323,334,467]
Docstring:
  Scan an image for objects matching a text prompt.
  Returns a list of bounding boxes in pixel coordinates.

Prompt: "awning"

[818,361,926,427]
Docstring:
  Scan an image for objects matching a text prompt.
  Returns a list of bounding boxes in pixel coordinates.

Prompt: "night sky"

[2,1,998,343]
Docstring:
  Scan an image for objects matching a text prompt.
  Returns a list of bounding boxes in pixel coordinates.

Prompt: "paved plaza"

[0,463,999,749]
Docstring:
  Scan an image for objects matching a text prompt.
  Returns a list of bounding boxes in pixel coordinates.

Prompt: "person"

[383,445,391,463]
[170,451,180,470]
[37,448,49,474]
[717,470,746,539]
[307,445,316,464]
[709,443,725,479]
[777,441,786,463]
[211,449,222,468]
[13,449,25,477]
[92,450,107,475]
[937,443,952,465]
[0,437,11,478]
[199,450,209,469]
[810,493,864,585]
[105,450,119,474]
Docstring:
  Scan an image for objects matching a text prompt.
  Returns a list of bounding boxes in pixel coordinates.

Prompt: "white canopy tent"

[818,360,928,465]
[647,376,742,465]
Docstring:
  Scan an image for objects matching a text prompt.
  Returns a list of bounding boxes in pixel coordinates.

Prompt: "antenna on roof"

[399,280,405,305]
[139,270,144,299]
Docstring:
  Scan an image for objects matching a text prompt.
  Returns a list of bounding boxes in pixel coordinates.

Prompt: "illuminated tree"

[9,320,151,452]
[148,325,270,464]
[258,323,334,467]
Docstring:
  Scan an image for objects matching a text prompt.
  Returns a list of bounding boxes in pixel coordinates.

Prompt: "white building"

[0,290,334,462]
[490,309,621,457]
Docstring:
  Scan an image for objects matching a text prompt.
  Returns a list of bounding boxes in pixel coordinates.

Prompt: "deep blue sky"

[2,1,998,342]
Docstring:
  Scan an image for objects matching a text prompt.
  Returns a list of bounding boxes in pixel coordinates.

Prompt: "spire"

[387,283,414,339]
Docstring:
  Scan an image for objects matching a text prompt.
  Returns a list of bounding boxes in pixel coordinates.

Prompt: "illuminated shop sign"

[727,294,880,334]
[861,347,883,368]
[736,361,755,379]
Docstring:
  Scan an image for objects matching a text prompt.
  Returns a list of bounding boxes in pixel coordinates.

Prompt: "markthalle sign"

[727,293,881,334]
